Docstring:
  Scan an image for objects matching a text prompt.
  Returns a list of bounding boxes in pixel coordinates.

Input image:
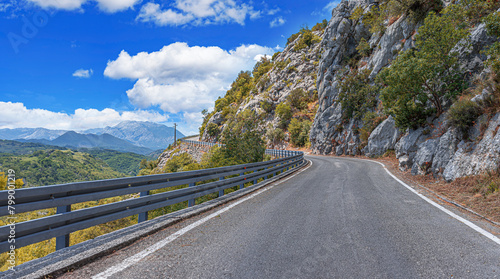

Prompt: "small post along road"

[55,155,500,279]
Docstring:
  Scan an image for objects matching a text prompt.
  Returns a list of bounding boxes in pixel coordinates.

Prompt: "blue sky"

[0,0,339,135]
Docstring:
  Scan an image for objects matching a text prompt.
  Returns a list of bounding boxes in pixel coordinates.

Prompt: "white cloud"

[27,0,140,12]
[267,8,280,16]
[104,42,274,124]
[181,111,204,134]
[73,68,93,78]
[0,102,168,130]
[95,0,142,13]
[324,1,340,12]
[137,0,260,26]
[28,0,87,10]
[136,3,194,26]
[0,3,13,12]
[269,16,285,28]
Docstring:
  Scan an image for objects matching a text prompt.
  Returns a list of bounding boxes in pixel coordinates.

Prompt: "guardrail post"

[56,205,71,250]
[138,191,149,223]
[219,176,224,197]
[240,172,245,189]
[188,183,196,207]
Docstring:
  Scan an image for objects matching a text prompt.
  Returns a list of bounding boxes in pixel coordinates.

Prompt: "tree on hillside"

[220,109,266,165]
[377,8,470,129]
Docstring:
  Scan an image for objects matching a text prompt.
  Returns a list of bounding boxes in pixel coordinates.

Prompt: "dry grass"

[375,153,500,224]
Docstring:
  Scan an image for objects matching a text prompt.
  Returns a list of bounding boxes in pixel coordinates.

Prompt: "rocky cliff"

[311,0,500,181]
[200,26,324,148]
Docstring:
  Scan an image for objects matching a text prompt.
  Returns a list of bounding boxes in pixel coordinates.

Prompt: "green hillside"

[0,139,68,155]
[0,149,126,187]
[78,148,151,176]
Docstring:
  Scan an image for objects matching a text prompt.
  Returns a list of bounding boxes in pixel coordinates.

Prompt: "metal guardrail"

[0,142,304,254]
[181,139,299,158]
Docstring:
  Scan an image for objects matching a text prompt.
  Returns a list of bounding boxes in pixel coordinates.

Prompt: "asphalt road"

[62,156,500,279]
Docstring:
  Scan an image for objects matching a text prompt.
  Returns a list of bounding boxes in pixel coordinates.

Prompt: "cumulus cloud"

[27,0,140,12]
[104,42,274,129]
[269,16,285,28]
[0,102,168,130]
[137,0,260,26]
[73,68,93,78]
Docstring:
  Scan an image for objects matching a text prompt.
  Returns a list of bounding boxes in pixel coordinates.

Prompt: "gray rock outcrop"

[366,116,400,157]
[309,0,500,181]
[443,113,500,181]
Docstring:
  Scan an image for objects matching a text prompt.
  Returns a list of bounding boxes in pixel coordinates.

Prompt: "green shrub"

[363,3,388,34]
[484,12,500,74]
[276,102,292,121]
[205,122,220,137]
[162,153,197,173]
[359,112,388,143]
[339,69,379,121]
[362,0,443,35]
[287,88,309,110]
[220,110,266,165]
[377,8,469,130]
[287,33,300,46]
[350,6,365,22]
[356,38,371,57]
[289,119,312,147]
[294,28,322,51]
[260,100,274,113]
[266,127,285,146]
[447,99,481,138]
[312,19,328,31]
[275,58,291,70]
[253,56,273,80]
[276,103,292,129]
[215,71,253,113]
[272,52,281,61]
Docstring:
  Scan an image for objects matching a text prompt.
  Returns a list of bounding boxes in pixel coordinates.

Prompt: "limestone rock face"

[201,112,224,142]
[201,24,323,147]
[431,129,459,175]
[310,0,500,180]
[310,0,417,156]
[443,113,500,181]
[366,116,400,157]
[411,138,439,175]
[156,142,209,172]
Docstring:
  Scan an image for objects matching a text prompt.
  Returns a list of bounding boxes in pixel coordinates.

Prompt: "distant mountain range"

[0,121,184,155]
[0,127,67,141]
[85,121,183,150]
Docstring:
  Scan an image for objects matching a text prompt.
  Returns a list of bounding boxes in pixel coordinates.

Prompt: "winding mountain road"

[61,155,500,279]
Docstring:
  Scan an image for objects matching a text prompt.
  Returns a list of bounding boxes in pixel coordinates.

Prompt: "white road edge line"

[92,160,312,279]
[367,159,500,246]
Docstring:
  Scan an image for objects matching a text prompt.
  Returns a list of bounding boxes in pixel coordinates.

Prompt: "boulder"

[431,129,459,175]
[366,116,400,156]
[411,138,439,175]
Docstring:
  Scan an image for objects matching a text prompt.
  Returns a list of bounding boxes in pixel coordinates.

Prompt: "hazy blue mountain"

[0,128,66,140]
[0,121,182,154]
[85,121,184,150]
[48,131,153,155]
